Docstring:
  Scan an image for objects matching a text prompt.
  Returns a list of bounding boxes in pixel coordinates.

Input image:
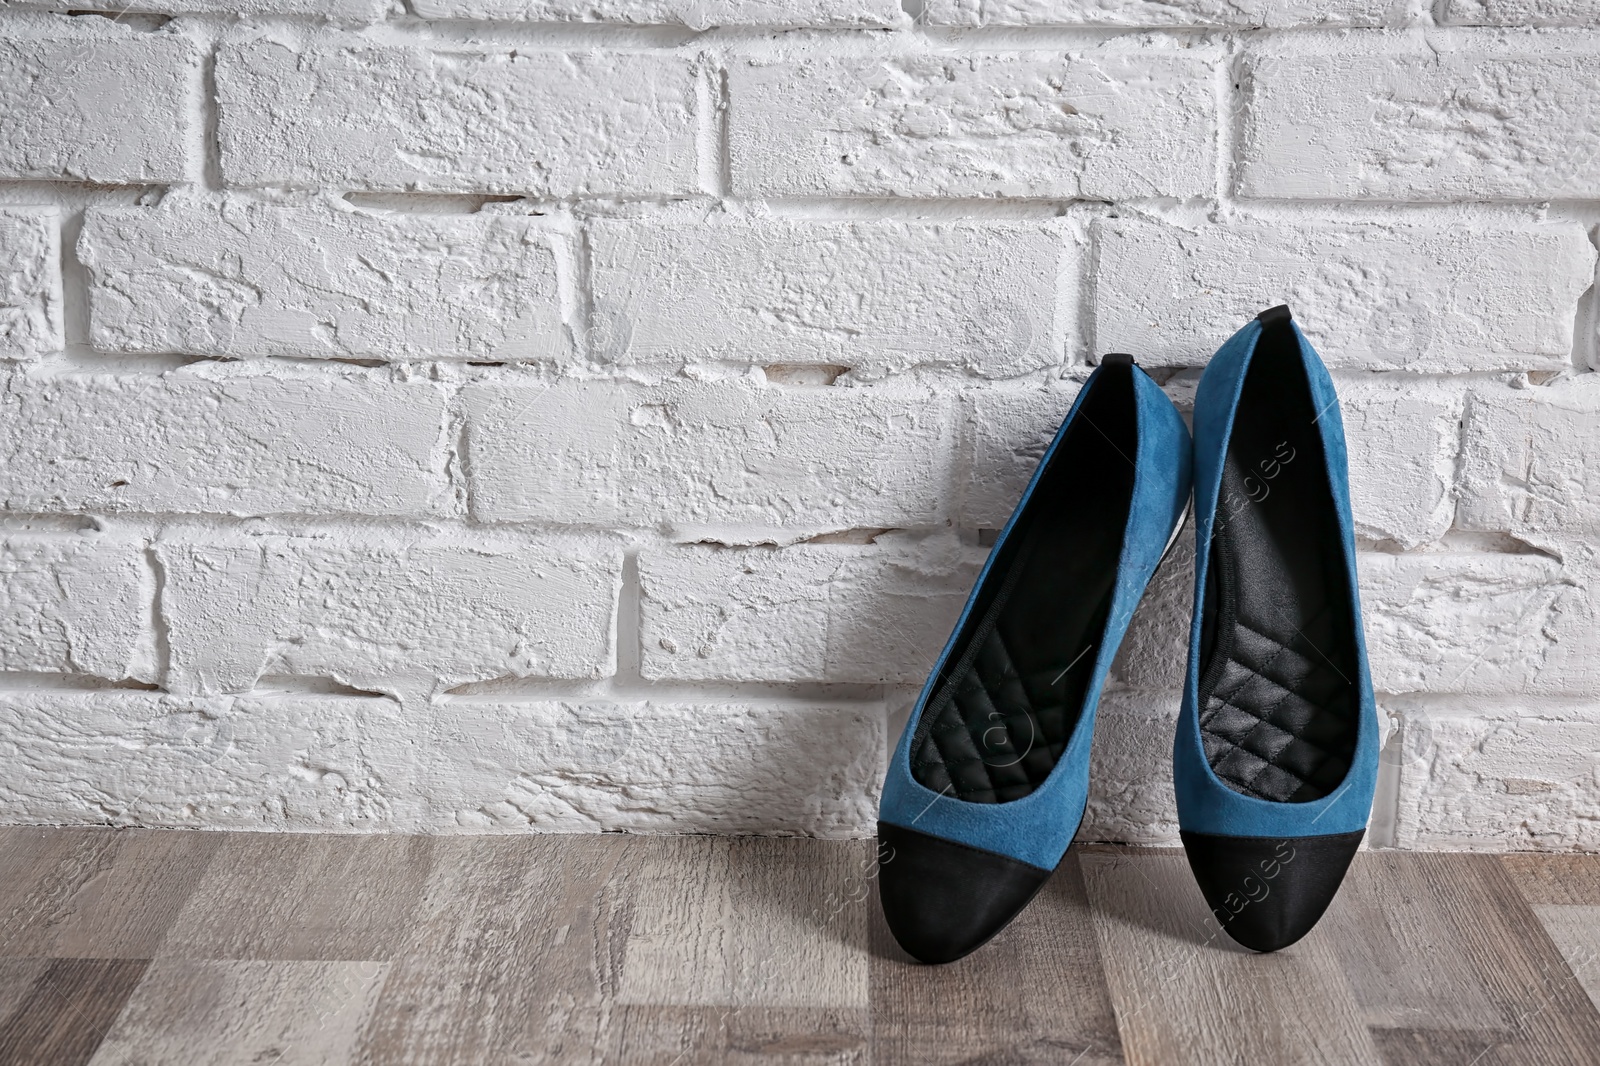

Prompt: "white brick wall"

[1,5,1598,850]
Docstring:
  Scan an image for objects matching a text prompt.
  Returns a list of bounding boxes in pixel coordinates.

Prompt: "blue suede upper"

[879,365,1192,871]
[1173,318,1378,838]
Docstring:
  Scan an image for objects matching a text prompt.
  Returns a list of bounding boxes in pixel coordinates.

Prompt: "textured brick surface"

[1363,552,1596,697]
[0,32,195,183]
[217,40,697,196]
[0,692,422,830]
[1,1,1595,849]
[0,370,451,517]
[82,200,569,362]
[1439,1,1600,24]
[0,207,61,358]
[429,700,885,835]
[638,533,983,683]
[1094,219,1594,371]
[729,49,1217,199]
[160,534,622,700]
[1241,39,1600,200]
[7,0,387,14]
[1338,378,1464,550]
[589,219,1065,374]
[1395,699,1600,851]
[917,0,1389,24]
[957,382,1083,528]
[0,536,153,683]
[411,0,900,22]
[1459,379,1600,546]
[464,381,956,529]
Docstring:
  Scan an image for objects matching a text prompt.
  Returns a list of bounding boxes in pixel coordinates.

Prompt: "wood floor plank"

[353,835,633,1064]
[872,852,1123,1066]
[618,837,869,1010]
[0,960,50,1028]
[1081,847,1381,1066]
[158,834,432,961]
[1319,851,1504,1031]
[0,829,218,959]
[1529,906,1600,1015]
[0,958,147,1066]
[87,960,388,1066]
[1501,854,1600,906]
[1337,854,1600,1066]
[605,1006,869,1065]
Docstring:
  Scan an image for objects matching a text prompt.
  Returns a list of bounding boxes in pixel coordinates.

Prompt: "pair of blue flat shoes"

[879,306,1378,961]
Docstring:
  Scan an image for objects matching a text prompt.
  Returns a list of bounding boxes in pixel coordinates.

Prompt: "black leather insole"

[910,365,1136,804]
[1197,323,1358,803]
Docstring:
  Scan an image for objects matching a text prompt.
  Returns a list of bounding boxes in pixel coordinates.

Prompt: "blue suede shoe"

[878,354,1192,964]
[1176,306,1379,953]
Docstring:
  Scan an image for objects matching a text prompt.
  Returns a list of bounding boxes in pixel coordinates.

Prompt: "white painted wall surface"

[0,0,1596,851]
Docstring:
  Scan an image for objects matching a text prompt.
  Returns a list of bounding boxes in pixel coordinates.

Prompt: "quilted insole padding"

[1197,325,1359,804]
[910,365,1136,805]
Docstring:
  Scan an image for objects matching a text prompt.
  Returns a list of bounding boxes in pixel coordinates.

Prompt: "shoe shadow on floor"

[1079,845,1281,955]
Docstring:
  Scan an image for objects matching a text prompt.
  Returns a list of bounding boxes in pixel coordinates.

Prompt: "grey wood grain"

[0,960,49,1028]
[618,837,869,1010]
[1081,847,1381,1066]
[0,829,217,959]
[2,828,1600,1065]
[88,960,388,1066]
[353,835,633,1065]
[1529,906,1600,1016]
[158,834,432,961]
[603,1006,869,1065]
[0,958,147,1066]
[1319,850,1504,1031]
[872,852,1122,1065]
[1502,854,1600,1016]
[1344,854,1600,1066]
[1502,854,1600,906]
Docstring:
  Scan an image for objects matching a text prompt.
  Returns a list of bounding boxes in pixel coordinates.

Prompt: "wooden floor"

[1,830,1599,1065]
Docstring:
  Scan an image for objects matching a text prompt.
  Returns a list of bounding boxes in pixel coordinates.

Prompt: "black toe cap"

[876,821,1053,965]
[1181,828,1364,953]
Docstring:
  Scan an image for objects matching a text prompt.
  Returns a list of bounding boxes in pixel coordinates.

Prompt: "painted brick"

[916,0,1388,25]
[0,692,422,830]
[728,49,1217,199]
[81,199,568,362]
[430,700,884,835]
[411,0,900,23]
[1094,219,1594,371]
[159,534,621,701]
[1080,691,1180,845]
[1338,378,1463,550]
[217,40,697,197]
[588,219,1065,375]
[637,533,983,684]
[1395,699,1600,851]
[0,536,153,683]
[1241,39,1600,200]
[958,382,1083,528]
[1460,379,1600,545]
[0,207,61,358]
[464,381,957,529]
[1363,552,1596,697]
[13,0,387,15]
[0,32,195,184]
[1111,534,1195,691]
[0,370,450,517]
[1440,1,1600,24]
